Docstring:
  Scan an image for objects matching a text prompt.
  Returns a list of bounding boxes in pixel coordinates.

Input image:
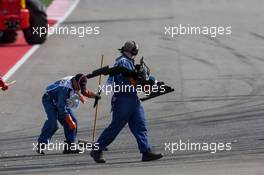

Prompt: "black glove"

[95,93,101,100]
[135,64,147,81]
[93,92,101,108]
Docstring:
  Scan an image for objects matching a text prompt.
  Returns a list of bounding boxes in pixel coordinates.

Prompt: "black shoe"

[90,150,106,163]
[36,143,46,155]
[63,142,81,154]
[142,150,163,162]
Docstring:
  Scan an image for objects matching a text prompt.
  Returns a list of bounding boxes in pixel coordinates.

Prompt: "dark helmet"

[118,41,139,56]
[72,73,87,94]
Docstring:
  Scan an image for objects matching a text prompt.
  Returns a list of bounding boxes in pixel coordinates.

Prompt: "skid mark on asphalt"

[202,35,253,67]
[147,109,264,127]
[252,56,264,62]
[153,96,261,103]
[0,146,251,174]
[63,16,174,25]
[1,109,264,174]
[250,32,264,41]
[158,45,218,70]
[148,96,264,125]
[1,135,263,174]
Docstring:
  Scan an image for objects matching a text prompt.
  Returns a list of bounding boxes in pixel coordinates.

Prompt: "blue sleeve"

[115,59,133,70]
[56,88,70,118]
[106,59,131,85]
[113,59,134,85]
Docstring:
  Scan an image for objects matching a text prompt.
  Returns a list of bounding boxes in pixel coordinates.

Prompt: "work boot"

[142,149,163,162]
[63,142,81,154]
[90,150,106,163]
[36,142,46,155]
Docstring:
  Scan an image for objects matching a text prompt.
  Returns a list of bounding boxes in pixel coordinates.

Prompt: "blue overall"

[97,55,151,153]
[38,76,78,144]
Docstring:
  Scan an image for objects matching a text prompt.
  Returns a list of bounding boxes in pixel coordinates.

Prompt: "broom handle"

[92,55,104,141]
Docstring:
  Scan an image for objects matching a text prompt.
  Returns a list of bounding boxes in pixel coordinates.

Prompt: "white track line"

[3,0,80,81]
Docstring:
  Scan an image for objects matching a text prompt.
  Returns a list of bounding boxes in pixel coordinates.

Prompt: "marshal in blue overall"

[90,41,163,163]
[37,74,100,154]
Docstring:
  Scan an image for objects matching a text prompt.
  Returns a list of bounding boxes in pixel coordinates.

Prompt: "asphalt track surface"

[1,0,264,174]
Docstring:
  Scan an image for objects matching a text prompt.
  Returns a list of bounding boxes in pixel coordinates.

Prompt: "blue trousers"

[97,94,151,153]
[38,94,77,144]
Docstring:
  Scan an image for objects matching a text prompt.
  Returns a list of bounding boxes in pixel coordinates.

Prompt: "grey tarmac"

[0,0,264,174]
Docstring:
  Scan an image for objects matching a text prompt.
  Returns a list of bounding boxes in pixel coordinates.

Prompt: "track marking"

[3,0,80,81]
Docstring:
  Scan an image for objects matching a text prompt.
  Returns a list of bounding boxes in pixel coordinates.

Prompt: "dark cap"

[73,73,87,94]
[118,41,139,55]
